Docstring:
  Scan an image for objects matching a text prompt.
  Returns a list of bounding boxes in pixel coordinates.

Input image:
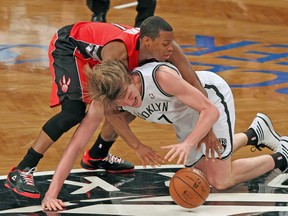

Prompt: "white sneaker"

[248,113,280,151]
[276,136,288,172]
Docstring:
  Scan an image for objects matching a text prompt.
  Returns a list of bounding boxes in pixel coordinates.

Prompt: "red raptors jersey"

[69,22,140,70]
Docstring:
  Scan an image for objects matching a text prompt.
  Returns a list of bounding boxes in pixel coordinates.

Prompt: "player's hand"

[162,142,192,165]
[41,193,66,211]
[134,144,165,168]
[197,130,222,160]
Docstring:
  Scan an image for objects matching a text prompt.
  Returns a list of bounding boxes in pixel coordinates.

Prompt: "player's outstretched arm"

[41,101,104,211]
[105,109,165,168]
[156,66,220,164]
[169,42,221,157]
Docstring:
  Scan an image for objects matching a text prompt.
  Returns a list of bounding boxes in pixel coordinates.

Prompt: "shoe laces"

[250,143,274,152]
[20,167,36,186]
[104,154,122,164]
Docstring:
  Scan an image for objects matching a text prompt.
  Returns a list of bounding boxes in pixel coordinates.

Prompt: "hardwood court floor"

[0,0,288,177]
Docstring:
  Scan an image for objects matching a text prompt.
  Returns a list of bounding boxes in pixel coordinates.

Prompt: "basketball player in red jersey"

[5,16,219,200]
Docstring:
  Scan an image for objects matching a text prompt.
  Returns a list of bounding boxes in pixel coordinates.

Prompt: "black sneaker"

[81,150,134,173]
[5,167,40,199]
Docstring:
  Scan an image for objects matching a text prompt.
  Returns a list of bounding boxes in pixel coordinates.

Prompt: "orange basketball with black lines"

[169,168,210,208]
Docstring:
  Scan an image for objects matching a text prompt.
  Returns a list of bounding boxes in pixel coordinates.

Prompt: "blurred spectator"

[86,0,156,27]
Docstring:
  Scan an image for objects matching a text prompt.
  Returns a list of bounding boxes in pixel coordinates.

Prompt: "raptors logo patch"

[59,75,71,93]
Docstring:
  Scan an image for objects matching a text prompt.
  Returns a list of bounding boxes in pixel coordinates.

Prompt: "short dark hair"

[139,16,173,40]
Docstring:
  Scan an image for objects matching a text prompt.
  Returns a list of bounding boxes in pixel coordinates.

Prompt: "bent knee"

[206,175,232,191]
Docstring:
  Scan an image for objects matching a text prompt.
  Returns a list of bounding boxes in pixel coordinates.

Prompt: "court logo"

[0,166,288,215]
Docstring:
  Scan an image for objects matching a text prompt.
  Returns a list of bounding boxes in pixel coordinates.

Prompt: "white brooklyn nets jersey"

[122,62,235,166]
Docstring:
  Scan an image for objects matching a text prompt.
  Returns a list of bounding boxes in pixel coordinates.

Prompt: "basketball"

[169,168,210,208]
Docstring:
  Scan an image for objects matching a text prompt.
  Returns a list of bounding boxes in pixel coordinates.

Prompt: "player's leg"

[196,153,275,190]
[17,99,86,164]
[81,111,135,173]
[86,0,110,22]
[135,0,156,27]
[194,107,273,189]
[197,135,288,190]
[5,99,87,199]
[196,120,288,190]
[5,25,86,199]
[232,113,280,153]
[232,132,248,152]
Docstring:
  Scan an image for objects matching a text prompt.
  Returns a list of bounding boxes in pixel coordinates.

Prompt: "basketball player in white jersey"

[41,60,288,210]
[85,60,288,190]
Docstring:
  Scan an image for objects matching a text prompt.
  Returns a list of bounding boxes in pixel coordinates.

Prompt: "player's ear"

[142,36,152,48]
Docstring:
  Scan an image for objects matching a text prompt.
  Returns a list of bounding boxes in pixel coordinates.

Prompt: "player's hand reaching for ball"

[197,129,222,160]
[134,143,165,168]
[42,193,66,211]
[162,142,192,165]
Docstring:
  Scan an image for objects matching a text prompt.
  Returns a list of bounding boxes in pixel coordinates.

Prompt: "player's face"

[149,31,174,61]
[115,84,142,108]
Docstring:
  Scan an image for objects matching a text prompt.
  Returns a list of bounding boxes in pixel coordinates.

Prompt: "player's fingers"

[205,146,209,159]
[54,201,64,211]
[176,154,184,164]
[164,149,175,160]
[184,155,188,165]
[216,145,223,159]
[43,204,52,211]
[168,151,180,162]
[211,146,216,160]
[161,145,174,149]
[196,142,202,150]
[57,199,66,208]
[41,203,47,211]
[139,157,147,168]
[148,157,160,167]
[49,202,61,211]
[145,156,156,168]
[149,153,163,167]
[45,203,56,211]
[153,152,165,164]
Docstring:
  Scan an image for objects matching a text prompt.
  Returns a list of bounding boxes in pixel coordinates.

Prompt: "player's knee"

[59,110,85,131]
[208,176,231,190]
[43,99,86,141]
[43,110,85,141]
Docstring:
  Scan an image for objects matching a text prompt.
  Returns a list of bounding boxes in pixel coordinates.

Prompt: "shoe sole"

[257,113,281,142]
[81,160,135,173]
[5,180,40,199]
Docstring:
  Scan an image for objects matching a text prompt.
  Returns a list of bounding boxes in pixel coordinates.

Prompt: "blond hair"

[85,60,131,108]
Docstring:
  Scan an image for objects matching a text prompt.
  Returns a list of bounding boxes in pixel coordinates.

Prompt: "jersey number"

[158,114,173,124]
